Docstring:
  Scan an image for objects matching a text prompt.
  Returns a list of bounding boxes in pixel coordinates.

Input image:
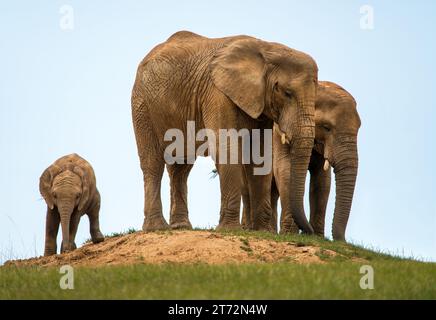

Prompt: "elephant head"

[211,38,318,233]
[40,164,90,252]
[314,81,361,240]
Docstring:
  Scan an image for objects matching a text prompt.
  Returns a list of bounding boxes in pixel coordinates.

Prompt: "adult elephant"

[243,81,361,240]
[131,31,318,233]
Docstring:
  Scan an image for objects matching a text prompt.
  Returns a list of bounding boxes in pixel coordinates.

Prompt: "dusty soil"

[5,231,341,267]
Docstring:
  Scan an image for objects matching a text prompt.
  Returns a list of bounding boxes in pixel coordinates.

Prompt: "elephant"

[39,153,104,255]
[242,81,361,240]
[131,31,318,233]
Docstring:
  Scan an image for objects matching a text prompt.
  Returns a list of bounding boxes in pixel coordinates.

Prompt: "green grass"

[1,261,435,299]
[1,230,435,299]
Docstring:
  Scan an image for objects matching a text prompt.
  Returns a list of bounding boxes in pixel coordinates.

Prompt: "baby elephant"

[39,153,104,256]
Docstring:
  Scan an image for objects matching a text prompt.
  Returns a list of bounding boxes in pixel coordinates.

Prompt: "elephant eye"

[284,90,293,99]
[323,125,331,132]
[274,82,280,92]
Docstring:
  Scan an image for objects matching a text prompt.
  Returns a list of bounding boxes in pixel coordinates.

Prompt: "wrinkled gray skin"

[40,154,104,255]
[242,81,360,241]
[132,31,318,233]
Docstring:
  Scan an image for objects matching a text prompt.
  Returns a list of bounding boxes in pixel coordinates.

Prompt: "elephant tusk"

[281,133,290,145]
[323,159,330,171]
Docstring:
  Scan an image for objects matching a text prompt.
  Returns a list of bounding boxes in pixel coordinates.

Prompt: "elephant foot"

[60,241,77,254]
[252,225,274,233]
[91,230,105,243]
[314,231,325,238]
[171,220,192,230]
[280,220,300,235]
[170,213,192,230]
[241,223,251,230]
[216,221,242,231]
[279,226,300,235]
[332,234,346,242]
[44,247,57,256]
[143,215,170,232]
[44,241,57,256]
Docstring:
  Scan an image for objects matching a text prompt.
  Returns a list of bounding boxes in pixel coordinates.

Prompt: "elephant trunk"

[332,136,358,241]
[282,101,315,234]
[287,138,314,234]
[58,199,74,253]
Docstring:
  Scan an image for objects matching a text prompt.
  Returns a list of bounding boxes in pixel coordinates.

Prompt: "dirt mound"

[5,231,341,267]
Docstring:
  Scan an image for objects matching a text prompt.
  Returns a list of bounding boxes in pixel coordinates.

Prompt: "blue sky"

[0,0,435,263]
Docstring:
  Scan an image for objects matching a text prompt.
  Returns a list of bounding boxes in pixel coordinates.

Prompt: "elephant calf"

[242,81,361,241]
[39,153,104,255]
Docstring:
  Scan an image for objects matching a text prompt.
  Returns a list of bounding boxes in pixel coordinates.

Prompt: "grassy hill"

[1,230,435,299]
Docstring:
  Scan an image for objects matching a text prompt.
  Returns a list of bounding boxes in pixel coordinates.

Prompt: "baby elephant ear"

[39,165,62,210]
[73,166,90,211]
[210,38,266,119]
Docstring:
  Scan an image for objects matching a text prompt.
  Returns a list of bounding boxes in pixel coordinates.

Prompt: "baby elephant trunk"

[58,200,75,253]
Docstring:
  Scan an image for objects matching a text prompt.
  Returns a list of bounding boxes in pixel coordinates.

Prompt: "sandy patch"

[5,231,342,267]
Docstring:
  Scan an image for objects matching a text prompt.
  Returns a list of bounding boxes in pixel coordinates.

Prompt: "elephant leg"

[270,177,279,233]
[241,167,251,229]
[274,143,299,234]
[243,163,274,231]
[215,164,242,230]
[167,163,193,230]
[44,207,60,256]
[309,150,331,237]
[201,100,243,231]
[142,159,168,231]
[136,127,169,231]
[67,210,81,251]
[87,194,104,243]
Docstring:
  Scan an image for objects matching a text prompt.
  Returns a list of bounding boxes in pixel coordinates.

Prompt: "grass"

[1,230,435,299]
[239,237,253,253]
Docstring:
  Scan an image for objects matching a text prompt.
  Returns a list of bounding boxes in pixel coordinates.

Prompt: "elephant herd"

[40,31,360,256]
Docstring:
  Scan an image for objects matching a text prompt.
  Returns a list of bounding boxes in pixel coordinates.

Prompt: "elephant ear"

[73,166,90,211]
[210,38,266,119]
[39,165,62,210]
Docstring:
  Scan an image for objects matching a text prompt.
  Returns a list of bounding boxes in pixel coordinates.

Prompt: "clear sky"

[0,0,435,263]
